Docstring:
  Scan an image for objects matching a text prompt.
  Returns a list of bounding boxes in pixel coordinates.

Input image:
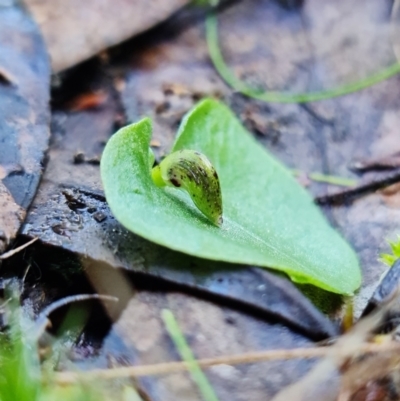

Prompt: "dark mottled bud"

[151,149,223,225]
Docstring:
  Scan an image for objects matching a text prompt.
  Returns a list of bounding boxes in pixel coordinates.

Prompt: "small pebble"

[93,211,107,223]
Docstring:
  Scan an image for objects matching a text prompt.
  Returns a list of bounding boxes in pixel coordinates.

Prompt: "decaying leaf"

[0,183,25,254]
[0,2,50,253]
[23,0,190,72]
[272,288,400,401]
[90,290,318,401]
[362,259,400,317]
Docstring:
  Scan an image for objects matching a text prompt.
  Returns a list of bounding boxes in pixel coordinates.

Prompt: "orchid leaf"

[100,99,361,294]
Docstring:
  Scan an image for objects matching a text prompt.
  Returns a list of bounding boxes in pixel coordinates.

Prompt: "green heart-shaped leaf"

[101,99,361,294]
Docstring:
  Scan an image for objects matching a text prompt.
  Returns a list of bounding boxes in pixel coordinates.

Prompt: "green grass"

[380,235,400,266]
[0,295,140,401]
[162,309,221,401]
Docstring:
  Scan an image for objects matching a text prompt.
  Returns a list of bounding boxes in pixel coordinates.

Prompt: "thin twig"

[315,169,400,206]
[54,342,400,385]
[350,152,400,173]
[33,294,118,340]
[0,237,38,260]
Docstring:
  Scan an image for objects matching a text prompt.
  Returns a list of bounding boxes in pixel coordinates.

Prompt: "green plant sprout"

[380,235,400,266]
[205,12,400,103]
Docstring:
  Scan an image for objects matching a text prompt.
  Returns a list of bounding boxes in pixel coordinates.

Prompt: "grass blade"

[161,309,220,401]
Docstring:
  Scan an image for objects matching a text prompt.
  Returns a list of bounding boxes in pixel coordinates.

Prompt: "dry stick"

[270,287,400,401]
[33,294,119,340]
[0,237,38,260]
[315,169,400,206]
[350,152,400,173]
[54,342,400,385]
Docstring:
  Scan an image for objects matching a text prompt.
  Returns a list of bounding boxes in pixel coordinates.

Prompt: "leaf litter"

[3,0,400,396]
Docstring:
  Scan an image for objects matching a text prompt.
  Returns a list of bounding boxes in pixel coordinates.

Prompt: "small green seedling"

[380,235,400,266]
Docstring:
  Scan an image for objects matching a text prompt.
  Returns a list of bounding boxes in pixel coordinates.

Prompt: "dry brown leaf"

[23,0,190,72]
[271,290,400,401]
[0,3,50,253]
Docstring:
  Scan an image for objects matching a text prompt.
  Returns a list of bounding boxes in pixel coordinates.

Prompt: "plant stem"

[206,12,400,103]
